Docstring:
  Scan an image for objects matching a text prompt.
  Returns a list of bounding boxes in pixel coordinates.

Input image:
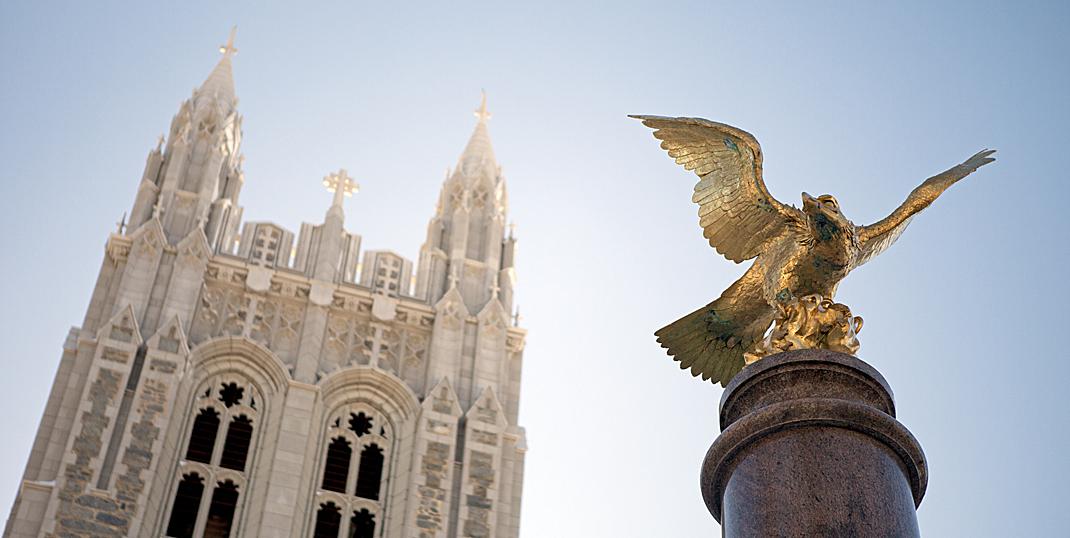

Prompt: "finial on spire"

[508,221,517,240]
[155,134,165,152]
[323,168,359,208]
[474,90,491,123]
[220,26,238,56]
[116,212,127,235]
[512,305,522,327]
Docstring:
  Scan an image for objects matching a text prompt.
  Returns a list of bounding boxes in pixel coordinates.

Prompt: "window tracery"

[312,406,391,538]
[165,377,262,537]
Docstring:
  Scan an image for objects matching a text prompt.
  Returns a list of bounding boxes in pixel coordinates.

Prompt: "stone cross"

[152,198,164,220]
[322,168,359,208]
[447,271,459,289]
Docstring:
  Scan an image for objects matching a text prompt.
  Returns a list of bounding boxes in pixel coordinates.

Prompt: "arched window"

[354,444,384,500]
[350,508,375,538]
[312,502,342,538]
[204,480,240,538]
[321,437,352,493]
[314,407,392,538]
[186,408,220,463]
[165,378,262,537]
[219,415,254,471]
[165,472,204,538]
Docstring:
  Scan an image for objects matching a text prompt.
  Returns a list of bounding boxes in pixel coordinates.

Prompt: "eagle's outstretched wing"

[631,115,805,263]
[855,149,995,267]
[855,216,915,267]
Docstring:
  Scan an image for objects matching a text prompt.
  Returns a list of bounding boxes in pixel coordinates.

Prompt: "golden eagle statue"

[632,115,994,386]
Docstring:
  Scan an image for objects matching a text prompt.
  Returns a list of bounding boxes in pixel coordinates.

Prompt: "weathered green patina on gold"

[633,115,994,386]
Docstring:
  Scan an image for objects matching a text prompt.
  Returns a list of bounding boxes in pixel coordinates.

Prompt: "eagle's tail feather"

[655,268,774,387]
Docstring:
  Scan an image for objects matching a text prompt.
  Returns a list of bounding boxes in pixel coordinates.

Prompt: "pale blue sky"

[1,1,1068,536]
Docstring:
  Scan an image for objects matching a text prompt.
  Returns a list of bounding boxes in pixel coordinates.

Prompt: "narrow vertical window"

[313,502,342,538]
[350,508,375,538]
[165,473,204,538]
[186,408,221,463]
[203,480,240,538]
[354,444,384,500]
[321,437,352,493]
[219,415,254,471]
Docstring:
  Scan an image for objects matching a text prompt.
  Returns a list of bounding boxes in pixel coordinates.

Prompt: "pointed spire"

[458,91,496,174]
[474,90,492,123]
[198,27,238,107]
[220,26,238,56]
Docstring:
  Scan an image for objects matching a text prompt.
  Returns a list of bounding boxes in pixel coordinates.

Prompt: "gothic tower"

[4,32,527,538]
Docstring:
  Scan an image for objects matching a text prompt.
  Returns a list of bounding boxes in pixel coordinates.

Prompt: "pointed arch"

[158,336,288,537]
[308,366,419,538]
[318,366,419,421]
[188,336,291,394]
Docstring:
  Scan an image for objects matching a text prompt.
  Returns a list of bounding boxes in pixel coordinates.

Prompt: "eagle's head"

[802,192,852,241]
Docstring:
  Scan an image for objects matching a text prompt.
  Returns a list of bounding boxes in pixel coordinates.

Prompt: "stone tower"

[4,31,528,538]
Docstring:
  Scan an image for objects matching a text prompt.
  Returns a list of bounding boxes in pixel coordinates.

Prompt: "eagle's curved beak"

[802,192,819,211]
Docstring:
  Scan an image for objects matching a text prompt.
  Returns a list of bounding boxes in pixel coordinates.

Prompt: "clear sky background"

[1,1,1068,536]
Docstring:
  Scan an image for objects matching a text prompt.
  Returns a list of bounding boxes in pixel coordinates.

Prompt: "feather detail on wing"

[655,264,776,386]
[631,115,805,263]
[855,215,914,267]
[855,149,996,268]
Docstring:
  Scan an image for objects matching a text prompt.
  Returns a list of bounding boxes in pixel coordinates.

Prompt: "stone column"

[701,350,927,538]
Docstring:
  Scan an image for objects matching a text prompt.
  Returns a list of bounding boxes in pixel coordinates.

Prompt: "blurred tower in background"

[4,31,528,538]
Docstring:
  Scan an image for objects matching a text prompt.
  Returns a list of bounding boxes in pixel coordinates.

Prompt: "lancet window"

[164,377,262,537]
[311,406,392,538]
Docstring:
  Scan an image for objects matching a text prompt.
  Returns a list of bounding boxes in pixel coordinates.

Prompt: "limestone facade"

[4,34,527,538]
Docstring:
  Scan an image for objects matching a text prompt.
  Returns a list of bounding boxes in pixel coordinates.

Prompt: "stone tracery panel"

[163,375,264,538]
[322,311,375,373]
[191,278,305,366]
[311,404,394,538]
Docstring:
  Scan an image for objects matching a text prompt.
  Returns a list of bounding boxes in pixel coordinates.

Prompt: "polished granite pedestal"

[701,350,927,537]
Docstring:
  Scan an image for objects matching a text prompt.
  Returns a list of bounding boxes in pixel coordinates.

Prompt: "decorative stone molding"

[106,234,132,264]
[188,336,291,395]
[245,265,273,292]
[319,366,420,422]
[371,293,398,322]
